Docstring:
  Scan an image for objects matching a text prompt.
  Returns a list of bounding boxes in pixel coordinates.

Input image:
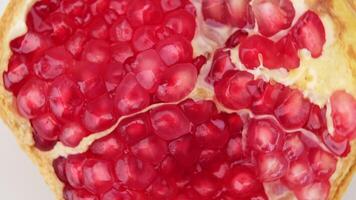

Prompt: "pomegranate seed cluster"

[3,0,356,200]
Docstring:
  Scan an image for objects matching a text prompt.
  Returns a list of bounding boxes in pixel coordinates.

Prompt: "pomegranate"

[3,0,355,200]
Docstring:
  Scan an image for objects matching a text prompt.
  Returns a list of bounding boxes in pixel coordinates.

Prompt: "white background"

[0,0,354,199]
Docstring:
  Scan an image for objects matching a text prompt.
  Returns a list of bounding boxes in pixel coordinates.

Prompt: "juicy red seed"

[149,177,176,199]
[131,136,168,164]
[114,73,150,115]
[179,99,218,125]
[59,122,88,147]
[257,152,289,182]
[226,136,243,160]
[156,63,198,102]
[65,155,86,189]
[104,62,126,92]
[90,0,109,15]
[322,131,351,157]
[225,113,243,135]
[131,26,158,52]
[31,113,59,141]
[215,70,254,110]
[163,9,196,40]
[16,78,48,119]
[126,0,163,27]
[155,35,193,66]
[330,90,356,140]
[224,165,263,197]
[274,89,311,129]
[49,75,84,120]
[119,113,151,145]
[33,130,57,151]
[82,159,114,194]
[114,155,156,190]
[89,134,125,159]
[202,0,228,25]
[3,55,29,93]
[64,187,98,200]
[195,117,229,149]
[48,13,75,43]
[82,39,110,64]
[150,105,191,141]
[305,105,327,133]
[252,0,295,36]
[296,181,330,200]
[283,132,306,161]
[101,188,133,200]
[191,172,220,197]
[192,55,207,71]
[110,18,133,42]
[247,118,285,153]
[309,148,337,179]
[225,29,248,48]
[87,17,109,40]
[111,42,134,63]
[168,134,200,167]
[251,83,284,115]
[291,11,326,58]
[65,30,88,58]
[161,0,182,12]
[61,0,86,17]
[109,0,129,15]
[225,0,254,28]
[53,157,67,183]
[206,49,235,83]
[283,158,314,188]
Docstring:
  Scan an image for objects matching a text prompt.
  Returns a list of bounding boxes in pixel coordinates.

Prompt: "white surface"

[0,0,354,200]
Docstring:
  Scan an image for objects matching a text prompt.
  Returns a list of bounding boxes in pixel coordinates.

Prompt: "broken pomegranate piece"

[3,0,355,200]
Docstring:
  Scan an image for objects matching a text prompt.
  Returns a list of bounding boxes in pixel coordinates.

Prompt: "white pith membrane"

[2,0,356,199]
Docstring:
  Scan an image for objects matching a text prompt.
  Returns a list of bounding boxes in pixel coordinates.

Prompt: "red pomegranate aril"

[192,55,207,72]
[161,0,182,12]
[246,79,266,99]
[296,181,330,200]
[179,99,218,125]
[104,62,126,92]
[3,55,29,93]
[275,35,300,69]
[202,0,228,25]
[100,188,133,200]
[226,136,243,160]
[59,122,88,147]
[206,49,235,83]
[16,78,48,119]
[239,35,280,69]
[247,118,285,153]
[156,63,197,102]
[191,172,220,197]
[82,40,110,64]
[126,0,163,27]
[89,134,125,159]
[274,89,311,129]
[252,0,295,37]
[195,117,229,149]
[61,0,86,17]
[309,148,337,179]
[322,131,351,157]
[225,0,254,28]
[155,35,193,66]
[109,18,133,42]
[199,149,222,165]
[53,156,68,183]
[114,73,150,115]
[82,159,114,194]
[48,12,75,42]
[31,113,59,141]
[89,0,109,15]
[305,105,326,133]
[82,94,117,132]
[132,26,158,52]
[49,75,84,120]
[155,26,175,40]
[10,32,47,54]
[215,70,254,110]
[291,11,326,58]
[168,134,200,167]
[224,113,243,135]
[33,130,57,151]
[65,30,88,58]
[34,46,73,80]
[283,158,314,188]
[109,0,129,15]
[131,136,168,164]
[150,104,191,140]
[203,157,229,179]
[330,90,356,140]
[252,83,284,115]
[128,49,166,92]
[115,155,157,190]
[104,9,119,25]
[111,42,134,63]
[149,177,176,199]
[64,187,98,200]
[257,152,289,182]
[163,9,196,40]
[225,29,248,48]
[283,132,306,161]
[26,9,52,33]
[65,155,86,189]
[224,165,262,197]
[119,113,151,145]
[87,17,109,40]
